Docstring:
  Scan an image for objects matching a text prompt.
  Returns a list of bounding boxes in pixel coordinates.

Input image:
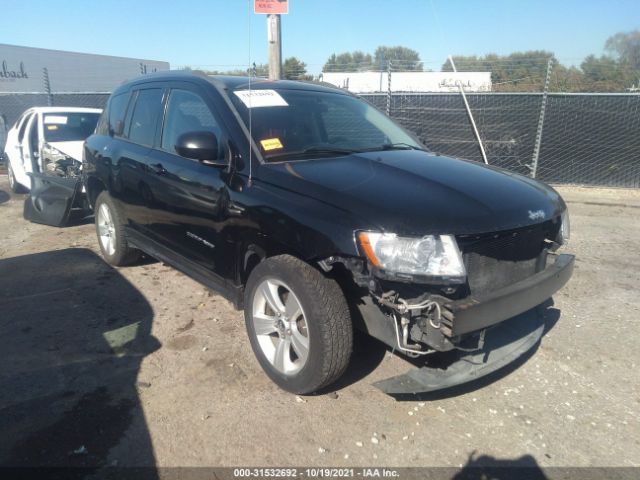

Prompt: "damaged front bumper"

[442,253,574,336]
[373,308,545,395]
[354,253,574,395]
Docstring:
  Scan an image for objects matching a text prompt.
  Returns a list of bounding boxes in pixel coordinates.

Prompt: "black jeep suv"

[78,72,573,395]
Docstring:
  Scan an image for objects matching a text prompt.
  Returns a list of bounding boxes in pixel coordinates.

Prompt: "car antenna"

[247,0,253,187]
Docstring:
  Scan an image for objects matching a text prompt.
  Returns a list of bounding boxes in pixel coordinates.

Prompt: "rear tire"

[244,255,353,394]
[7,161,26,194]
[94,191,141,266]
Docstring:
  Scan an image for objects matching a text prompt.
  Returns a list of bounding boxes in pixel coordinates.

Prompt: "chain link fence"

[361,91,640,187]
[1,60,639,187]
[0,93,109,128]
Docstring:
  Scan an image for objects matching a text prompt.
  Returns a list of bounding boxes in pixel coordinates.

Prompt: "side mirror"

[175,131,222,163]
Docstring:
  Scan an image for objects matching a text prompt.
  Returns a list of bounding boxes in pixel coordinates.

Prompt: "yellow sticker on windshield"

[47,125,59,130]
[260,138,283,151]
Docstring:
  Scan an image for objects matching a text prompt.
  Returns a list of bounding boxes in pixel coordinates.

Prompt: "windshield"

[43,112,100,142]
[230,88,423,161]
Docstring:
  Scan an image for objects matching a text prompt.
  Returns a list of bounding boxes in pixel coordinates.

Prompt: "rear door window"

[127,89,164,146]
[0,114,6,151]
[107,92,131,137]
[17,112,33,143]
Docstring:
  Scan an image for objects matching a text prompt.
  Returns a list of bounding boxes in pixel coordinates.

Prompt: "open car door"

[22,112,88,227]
[23,173,83,227]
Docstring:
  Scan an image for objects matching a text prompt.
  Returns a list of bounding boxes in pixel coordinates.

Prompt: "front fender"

[246,179,365,261]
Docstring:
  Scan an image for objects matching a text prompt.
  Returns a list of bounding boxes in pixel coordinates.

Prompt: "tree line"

[187,30,640,92]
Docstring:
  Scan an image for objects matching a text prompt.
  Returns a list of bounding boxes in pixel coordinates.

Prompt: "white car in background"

[4,107,101,193]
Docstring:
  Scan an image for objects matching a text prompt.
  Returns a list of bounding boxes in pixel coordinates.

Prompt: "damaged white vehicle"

[4,107,101,192]
[4,107,101,225]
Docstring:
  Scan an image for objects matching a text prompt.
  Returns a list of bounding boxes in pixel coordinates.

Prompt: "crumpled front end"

[322,219,574,395]
[373,308,546,395]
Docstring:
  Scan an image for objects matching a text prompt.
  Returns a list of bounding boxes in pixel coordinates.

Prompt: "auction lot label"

[234,89,289,108]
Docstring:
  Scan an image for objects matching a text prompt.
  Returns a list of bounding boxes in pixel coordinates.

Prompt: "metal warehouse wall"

[0,43,169,93]
[362,92,640,188]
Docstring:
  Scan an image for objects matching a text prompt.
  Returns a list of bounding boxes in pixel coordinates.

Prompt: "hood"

[47,141,84,162]
[258,150,566,236]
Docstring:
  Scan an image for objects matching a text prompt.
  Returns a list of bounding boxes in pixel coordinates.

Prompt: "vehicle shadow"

[319,298,561,398]
[67,212,95,227]
[0,248,160,475]
[383,301,561,402]
[0,188,9,204]
[314,294,388,395]
[316,331,388,395]
[453,451,549,479]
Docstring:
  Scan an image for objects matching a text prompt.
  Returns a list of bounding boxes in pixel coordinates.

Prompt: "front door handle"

[149,163,166,175]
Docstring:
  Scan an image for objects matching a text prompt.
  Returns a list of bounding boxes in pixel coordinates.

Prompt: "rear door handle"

[149,163,166,175]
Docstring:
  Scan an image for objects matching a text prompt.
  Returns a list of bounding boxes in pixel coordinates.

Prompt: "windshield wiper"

[267,146,359,161]
[361,142,427,152]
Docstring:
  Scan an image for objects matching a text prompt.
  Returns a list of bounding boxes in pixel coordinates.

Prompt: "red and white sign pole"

[254,1,289,80]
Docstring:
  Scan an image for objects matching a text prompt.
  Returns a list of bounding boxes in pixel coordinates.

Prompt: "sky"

[1,0,638,74]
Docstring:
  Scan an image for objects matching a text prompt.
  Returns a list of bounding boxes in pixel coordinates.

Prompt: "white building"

[0,44,170,93]
[321,71,492,93]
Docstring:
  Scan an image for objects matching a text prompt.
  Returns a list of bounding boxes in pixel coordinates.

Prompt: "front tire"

[7,161,26,194]
[244,255,353,394]
[94,191,141,266]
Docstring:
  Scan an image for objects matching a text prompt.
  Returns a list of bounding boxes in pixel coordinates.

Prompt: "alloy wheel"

[8,164,15,190]
[252,278,310,375]
[97,203,116,256]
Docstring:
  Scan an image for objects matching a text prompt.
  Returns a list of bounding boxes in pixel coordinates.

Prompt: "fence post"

[448,55,488,164]
[379,52,385,92]
[42,67,53,107]
[386,60,392,116]
[530,58,553,178]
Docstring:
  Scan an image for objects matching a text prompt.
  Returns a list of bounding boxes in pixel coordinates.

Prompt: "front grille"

[458,221,557,296]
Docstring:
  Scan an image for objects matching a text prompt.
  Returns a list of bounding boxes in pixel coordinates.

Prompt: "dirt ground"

[0,176,639,471]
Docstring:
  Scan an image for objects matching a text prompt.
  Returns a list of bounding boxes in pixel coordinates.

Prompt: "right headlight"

[357,232,466,281]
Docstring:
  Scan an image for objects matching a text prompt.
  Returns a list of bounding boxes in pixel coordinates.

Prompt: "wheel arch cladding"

[87,176,107,209]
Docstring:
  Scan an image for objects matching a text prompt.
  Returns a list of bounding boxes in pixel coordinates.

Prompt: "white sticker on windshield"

[234,89,288,108]
[44,115,68,125]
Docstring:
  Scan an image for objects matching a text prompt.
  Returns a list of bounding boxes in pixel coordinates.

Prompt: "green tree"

[374,46,422,71]
[550,64,586,92]
[323,46,422,72]
[283,57,312,80]
[605,30,640,70]
[442,51,555,92]
[201,63,269,77]
[580,55,636,92]
[323,51,372,72]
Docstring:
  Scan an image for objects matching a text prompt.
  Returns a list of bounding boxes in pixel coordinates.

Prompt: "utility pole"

[267,14,282,80]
